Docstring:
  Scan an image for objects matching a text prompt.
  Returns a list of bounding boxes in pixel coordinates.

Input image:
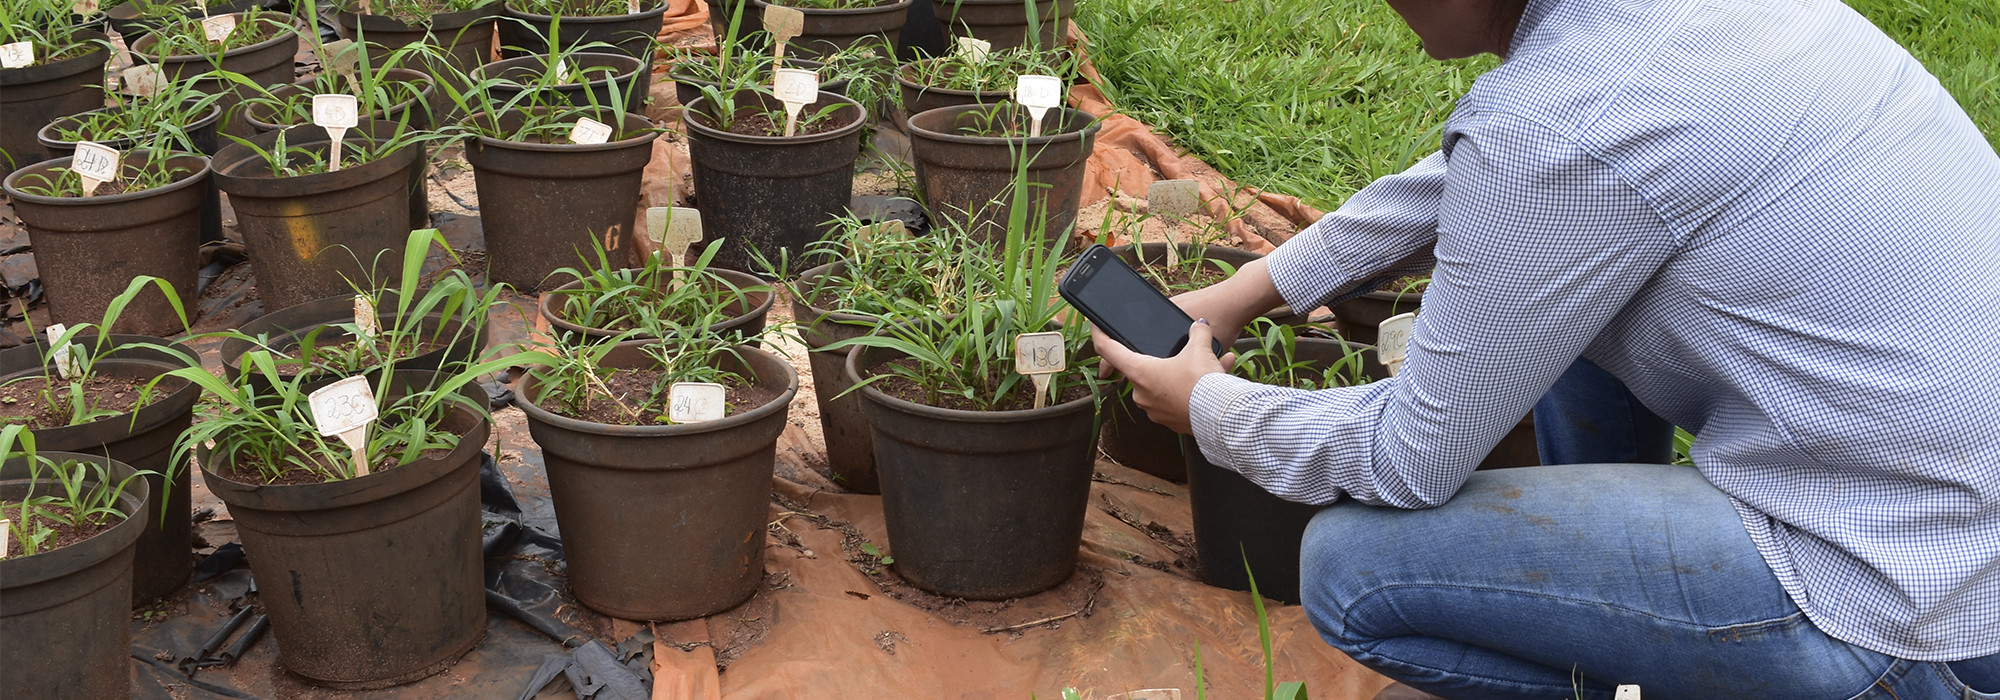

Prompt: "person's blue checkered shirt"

[1187,0,2000,661]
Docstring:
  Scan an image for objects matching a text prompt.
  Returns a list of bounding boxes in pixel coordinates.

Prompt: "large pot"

[198,371,490,688]
[211,121,424,311]
[498,0,668,58]
[894,58,1004,129]
[129,13,302,136]
[470,52,646,113]
[684,90,866,272]
[334,2,501,83]
[0,32,110,174]
[846,333,1097,599]
[0,336,202,605]
[36,102,228,245]
[104,0,280,38]
[241,68,440,230]
[0,451,148,700]
[748,0,912,59]
[217,290,491,381]
[538,267,774,342]
[1,152,207,336]
[465,108,659,290]
[668,57,848,111]
[789,262,883,493]
[931,0,1072,51]
[907,103,1097,252]
[518,342,796,620]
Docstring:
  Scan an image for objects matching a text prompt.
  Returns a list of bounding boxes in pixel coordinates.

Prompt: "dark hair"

[1489,0,1533,54]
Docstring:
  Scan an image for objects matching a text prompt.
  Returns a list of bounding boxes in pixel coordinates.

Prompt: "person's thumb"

[1220,351,1238,372]
[1183,318,1216,359]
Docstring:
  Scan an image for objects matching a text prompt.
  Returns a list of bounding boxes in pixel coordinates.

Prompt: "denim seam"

[1341,633,1592,699]
[1344,582,1804,639]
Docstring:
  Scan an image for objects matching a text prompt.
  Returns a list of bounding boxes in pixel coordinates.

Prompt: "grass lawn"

[1075,0,1999,213]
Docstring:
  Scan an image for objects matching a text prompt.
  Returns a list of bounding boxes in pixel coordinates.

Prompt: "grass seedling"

[441,32,645,141]
[0,0,104,67]
[1231,319,1369,390]
[0,276,192,430]
[526,327,754,425]
[135,6,292,57]
[9,146,201,197]
[45,71,229,157]
[903,44,1077,94]
[546,237,767,338]
[773,212,991,324]
[1,426,151,559]
[350,0,498,25]
[507,0,659,16]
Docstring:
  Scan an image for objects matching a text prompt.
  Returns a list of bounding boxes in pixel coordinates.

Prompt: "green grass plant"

[545,238,768,338]
[9,150,202,197]
[136,7,293,57]
[0,277,192,429]
[1232,319,1369,391]
[508,0,660,17]
[350,0,498,24]
[525,329,753,425]
[1,427,150,558]
[902,44,1077,94]
[0,0,104,65]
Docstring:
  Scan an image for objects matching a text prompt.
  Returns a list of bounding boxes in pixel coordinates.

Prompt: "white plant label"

[1615,686,1641,700]
[668,382,727,423]
[646,206,702,269]
[107,30,133,69]
[322,39,360,81]
[956,36,991,62]
[1148,179,1201,218]
[0,519,10,560]
[555,59,574,83]
[773,68,818,137]
[1014,331,1065,409]
[71,141,120,195]
[353,295,378,339]
[1377,311,1416,377]
[1014,74,1062,137]
[118,64,160,97]
[74,0,100,15]
[313,93,358,171]
[856,219,906,244]
[763,5,804,62]
[46,324,80,380]
[569,116,612,145]
[201,14,236,42]
[0,42,34,69]
[627,0,639,13]
[308,375,378,478]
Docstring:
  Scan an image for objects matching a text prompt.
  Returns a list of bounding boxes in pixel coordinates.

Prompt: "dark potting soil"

[508,0,663,14]
[724,112,850,138]
[1381,275,1428,295]
[0,374,180,430]
[871,359,1091,412]
[1,502,122,559]
[222,445,457,486]
[279,337,451,369]
[540,367,781,426]
[1137,261,1226,294]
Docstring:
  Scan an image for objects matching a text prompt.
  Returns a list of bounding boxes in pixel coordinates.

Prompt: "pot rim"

[683,91,868,146]
[335,0,502,30]
[748,0,913,16]
[215,289,486,374]
[0,335,204,445]
[894,58,1005,99]
[537,267,776,338]
[0,31,111,85]
[666,56,836,87]
[1,151,211,205]
[1107,241,1303,319]
[469,107,659,152]
[905,103,1099,145]
[845,340,1096,422]
[792,261,886,328]
[0,451,148,587]
[469,51,643,89]
[209,121,422,190]
[35,101,226,150]
[129,12,302,63]
[500,0,672,21]
[515,342,799,437]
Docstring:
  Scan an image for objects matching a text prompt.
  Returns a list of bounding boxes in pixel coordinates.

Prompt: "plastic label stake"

[0,42,33,69]
[308,376,378,478]
[353,295,378,339]
[1377,312,1415,377]
[71,141,120,195]
[956,36,991,61]
[1014,74,1062,137]
[668,382,727,423]
[763,5,804,64]
[74,0,99,15]
[1014,331,1066,409]
[322,39,360,81]
[772,68,818,137]
[1147,179,1202,266]
[118,64,161,97]
[46,324,79,380]
[312,94,358,172]
[856,219,906,245]
[627,0,639,13]
[1615,687,1641,700]
[568,116,612,145]
[107,30,133,70]
[646,206,702,287]
[201,14,236,42]
[1,519,10,560]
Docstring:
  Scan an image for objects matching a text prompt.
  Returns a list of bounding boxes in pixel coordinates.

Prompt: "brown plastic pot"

[1330,288,1422,345]
[667,57,847,111]
[748,0,912,59]
[0,451,147,700]
[517,342,797,620]
[0,33,110,174]
[130,13,303,136]
[216,290,491,381]
[37,102,228,245]
[498,0,668,58]
[334,2,501,83]
[538,267,775,342]
[0,336,202,605]
[470,52,646,113]
[465,108,659,290]
[845,330,1098,599]
[894,58,1004,129]
[931,0,1072,51]
[211,121,424,311]
[241,69,440,230]
[1,152,206,336]
[684,90,866,272]
[907,103,1098,252]
[198,371,490,689]
[104,0,278,39]
[789,262,884,493]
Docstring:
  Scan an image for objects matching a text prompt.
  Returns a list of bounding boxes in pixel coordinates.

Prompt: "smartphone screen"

[1060,246,1201,358]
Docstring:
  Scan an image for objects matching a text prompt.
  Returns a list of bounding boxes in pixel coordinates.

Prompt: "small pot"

[0,32,110,174]
[465,108,660,290]
[216,290,491,382]
[498,0,668,59]
[211,121,425,311]
[748,0,911,59]
[684,90,867,272]
[789,262,883,493]
[0,451,148,700]
[538,267,775,342]
[906,103,1098,252]
[518,342,797,620]
[668,57,848,110]
[198,371,490,689]
[37,102,228,245]
[0,336,202,605]
[894,58,1004,128]
[2,151,207,336]
[845,331,1097,599]
[931,0,1073,51]
[129,13,303,136]
[241,69,440,231]
[334,2,502,82]
[470,51,647,113]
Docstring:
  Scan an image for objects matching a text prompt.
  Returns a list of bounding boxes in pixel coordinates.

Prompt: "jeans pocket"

[1936,661,2000,700]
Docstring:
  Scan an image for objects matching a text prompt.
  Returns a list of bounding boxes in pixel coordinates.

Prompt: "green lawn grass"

[1074,0,1998,213]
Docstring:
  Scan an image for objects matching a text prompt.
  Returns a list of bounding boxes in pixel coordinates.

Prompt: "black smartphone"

[1059,245,1223,358]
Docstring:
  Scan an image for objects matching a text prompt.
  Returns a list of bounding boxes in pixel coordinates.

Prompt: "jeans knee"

[1299,504,1373,649]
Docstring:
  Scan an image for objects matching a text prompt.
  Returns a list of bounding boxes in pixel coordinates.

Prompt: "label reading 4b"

[201,14,237,42]
[313,94,358,129]
[0,42,34,69]
[1377,312,1416,375]
[308,376,378,437]
[71,141,121,194]
[668,382,727,423]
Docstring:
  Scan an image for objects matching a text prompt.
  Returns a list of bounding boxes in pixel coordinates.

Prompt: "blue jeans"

[1298,463,2000,699]
[1534,357,1676,465]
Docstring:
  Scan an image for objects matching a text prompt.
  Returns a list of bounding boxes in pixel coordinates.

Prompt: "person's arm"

[1188,112,1678,507]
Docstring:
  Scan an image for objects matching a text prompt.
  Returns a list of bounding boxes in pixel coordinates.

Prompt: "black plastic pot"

[789,262,883,493]
[104,0,280,39]
[470,51,647,113]
[0,336,202,606]
[748,0,911,59]
[907,103,1098,251]
[465,108,659,290]
[241,69,440,230]
[1330,287,1422,345]
[36,102,228,245]
[0,33,110,174]
[211,121,424,311]
[499,0,668,58]
[198,371,490,689]
[518,342,796,620]
[216,290,491,381]
[894,58,1003,128]
[931,0,1072,51]
[667,57,847,110]
[1096,243,1306,482]
[0,451,147,700]
[538,267,775,342]
[335,3,501,83]
[684,90,866,272]
[845,333,1098,599]
[2,152,207,336]
[707,0,758,48]
[130,13,303,136]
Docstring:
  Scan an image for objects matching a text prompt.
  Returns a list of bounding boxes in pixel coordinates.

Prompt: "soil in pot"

[334,2,502,84]
[748,0,912,59]
[0,31,111,174]
[907,102,1099,252]
[669,57,850,110]
[465,108,659,290]
[499,0,669,58]
[470,51,647,113]
[0,452,148,700]
[36,101,230,244]
[216,290,491,382]
[931,0,1073,51]
[128,11,302,136]
[684,90,867,272]
[539,266,776,342]
[1,152,207,336]
[517,341,797,620]
[788,262,883,493]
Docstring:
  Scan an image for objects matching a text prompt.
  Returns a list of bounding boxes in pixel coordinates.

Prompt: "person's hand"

[1092,319,1237,434]
[1163,257,1287,347]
